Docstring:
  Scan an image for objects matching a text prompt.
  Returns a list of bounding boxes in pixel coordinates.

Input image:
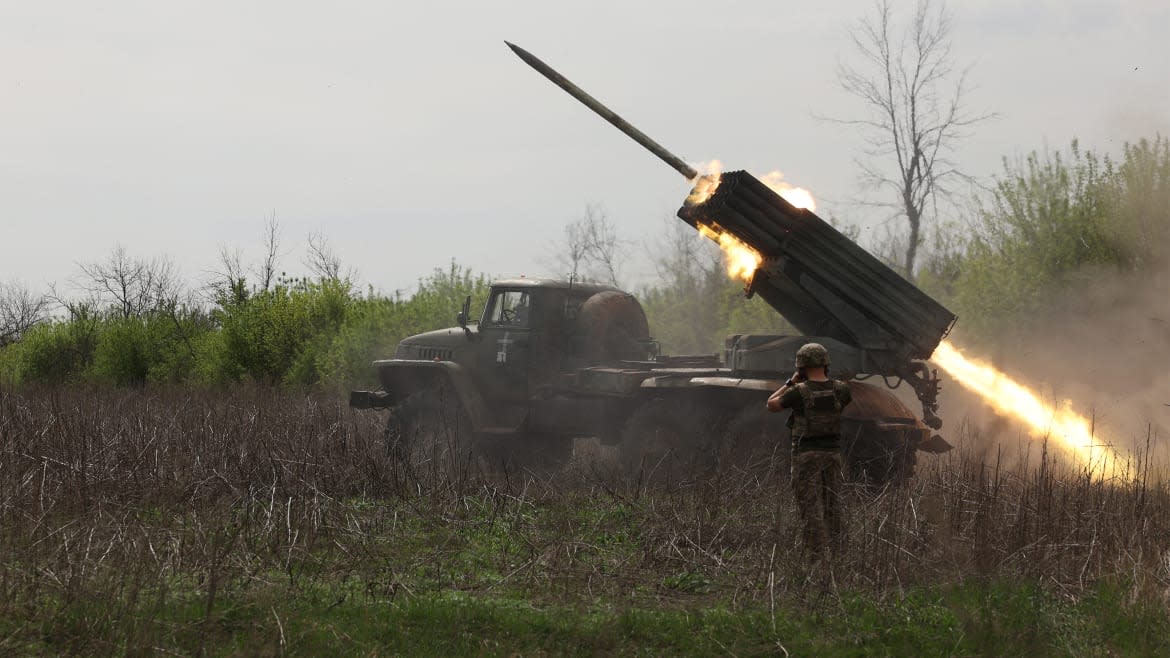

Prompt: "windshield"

[485,290,531,328]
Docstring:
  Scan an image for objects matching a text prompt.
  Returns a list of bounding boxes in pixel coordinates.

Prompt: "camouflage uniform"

[791,448,845,556]
[777,344,852,558]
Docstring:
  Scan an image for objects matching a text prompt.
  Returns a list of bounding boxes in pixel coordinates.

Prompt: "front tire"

[384,383,474,478]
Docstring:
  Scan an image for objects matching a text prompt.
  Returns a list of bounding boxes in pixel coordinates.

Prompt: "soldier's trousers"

[791,450,844,557]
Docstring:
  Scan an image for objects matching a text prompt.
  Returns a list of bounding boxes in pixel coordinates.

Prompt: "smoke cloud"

[940,255,1170,476]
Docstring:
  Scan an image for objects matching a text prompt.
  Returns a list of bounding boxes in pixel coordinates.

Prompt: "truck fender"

[372,360,491,431]
[640,376,783,392]
[641,376,947,454]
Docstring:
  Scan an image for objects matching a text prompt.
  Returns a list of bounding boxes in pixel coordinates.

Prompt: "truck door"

[477,289,531,403]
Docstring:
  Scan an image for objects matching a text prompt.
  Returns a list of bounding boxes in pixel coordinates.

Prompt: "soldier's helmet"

[795,342,830,368]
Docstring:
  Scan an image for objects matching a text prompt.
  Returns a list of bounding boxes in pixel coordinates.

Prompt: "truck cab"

[356,279,650,435]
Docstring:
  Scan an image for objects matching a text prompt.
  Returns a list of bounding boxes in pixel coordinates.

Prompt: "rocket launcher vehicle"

[677,172,955,363]
[506,42,956,428]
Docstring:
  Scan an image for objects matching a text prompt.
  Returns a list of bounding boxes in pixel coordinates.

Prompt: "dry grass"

[0,385,1167,653]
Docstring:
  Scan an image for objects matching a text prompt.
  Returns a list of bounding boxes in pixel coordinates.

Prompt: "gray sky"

[2,0,1167,297]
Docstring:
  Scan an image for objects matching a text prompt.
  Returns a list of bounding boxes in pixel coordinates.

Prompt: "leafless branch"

[256,214,281,292]
[553,204,627,287]
[0,280,49,345]
[76,245,181,319]
[826,0,996,276]
[304,231,345,282]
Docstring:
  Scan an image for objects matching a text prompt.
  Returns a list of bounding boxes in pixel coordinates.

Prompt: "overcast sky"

[2,0,1167,297]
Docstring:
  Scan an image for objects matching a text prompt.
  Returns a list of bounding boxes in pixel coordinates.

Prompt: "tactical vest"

[790,381,847,438]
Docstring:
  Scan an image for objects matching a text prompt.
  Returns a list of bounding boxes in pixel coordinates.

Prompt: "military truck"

[350,273,951,483]
[348,43,957,482]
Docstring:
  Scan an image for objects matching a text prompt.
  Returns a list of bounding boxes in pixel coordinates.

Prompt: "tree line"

[1,135,1166,388]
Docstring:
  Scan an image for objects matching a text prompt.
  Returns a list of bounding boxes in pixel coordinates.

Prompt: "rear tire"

[618,399,714,485]
[843,420,917,485]
[840,381,923,485]
[719,401,791,480]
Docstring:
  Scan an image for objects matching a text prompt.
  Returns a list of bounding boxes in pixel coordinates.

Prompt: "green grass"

[3,489,1168,656]
[4,578,1166,656]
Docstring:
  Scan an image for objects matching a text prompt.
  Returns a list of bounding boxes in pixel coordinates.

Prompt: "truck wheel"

[719,402,791,479]
[843,421,916,486]
[618,399,711,485]
[476,432,573,473]
[839,381,925,486]
[384,384,474,476]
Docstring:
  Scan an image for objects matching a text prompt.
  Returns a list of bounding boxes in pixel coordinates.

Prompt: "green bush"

[0,263,493,390]
[314,263,490,387]
[210,277,354,386]
[1,314,99,384]
[928,136,1170,339]
[86,308,214,386]
[89,317,153,386]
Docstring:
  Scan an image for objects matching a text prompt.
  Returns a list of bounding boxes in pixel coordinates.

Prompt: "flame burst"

[686,160,723,205]
[759,170,817,211]
[697,223,762,283]
[687,162,815,283]
[685,161,818,211]
[931,340,1128,478]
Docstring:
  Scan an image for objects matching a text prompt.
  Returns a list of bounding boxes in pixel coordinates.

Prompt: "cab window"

[485,290,531,327]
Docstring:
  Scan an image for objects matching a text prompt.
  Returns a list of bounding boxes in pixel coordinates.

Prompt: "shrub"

[210,277,355,386]
[314,263,491,388]
[1,314,100,384]
[939,136,1170,339]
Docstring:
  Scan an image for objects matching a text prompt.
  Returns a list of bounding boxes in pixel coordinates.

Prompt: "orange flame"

[697,222,762,283]
[686,160,723,206]
[687,162,816,283]
[759,170,816,211]
[931,340,1129,479]
[685,161,818,212]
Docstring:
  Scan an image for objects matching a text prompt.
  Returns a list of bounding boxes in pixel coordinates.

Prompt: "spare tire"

[577,291,650,362]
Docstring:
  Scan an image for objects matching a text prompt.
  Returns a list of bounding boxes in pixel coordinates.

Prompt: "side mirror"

[456,295,473,339]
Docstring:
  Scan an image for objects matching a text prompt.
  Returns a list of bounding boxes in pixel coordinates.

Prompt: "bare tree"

[77,245,180,319]
[650,219,721,288]
[304,231,346,282]
[256,214,281,291]
[206,216,286,302]
[831,0,993,276]
[554,204,626,287]
[206,244,248,303]
[0,280,49,345]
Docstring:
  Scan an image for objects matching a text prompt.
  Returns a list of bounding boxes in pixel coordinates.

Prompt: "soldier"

[766,343,852,559]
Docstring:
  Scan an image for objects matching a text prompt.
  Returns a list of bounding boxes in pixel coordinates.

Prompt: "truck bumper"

[349,390,392,409]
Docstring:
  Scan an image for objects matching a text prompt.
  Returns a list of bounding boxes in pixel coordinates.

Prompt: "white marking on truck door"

[496,332,513,364]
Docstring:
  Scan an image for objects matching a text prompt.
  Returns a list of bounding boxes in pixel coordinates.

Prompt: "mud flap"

[917,434,953,454]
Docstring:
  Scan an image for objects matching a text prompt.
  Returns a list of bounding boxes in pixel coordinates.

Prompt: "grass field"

[1,386,1167,656]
